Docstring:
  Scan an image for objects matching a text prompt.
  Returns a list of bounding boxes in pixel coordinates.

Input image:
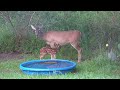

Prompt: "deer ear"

[31,25,36,30]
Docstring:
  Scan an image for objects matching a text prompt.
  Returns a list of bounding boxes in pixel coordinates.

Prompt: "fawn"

[40,43,60,59]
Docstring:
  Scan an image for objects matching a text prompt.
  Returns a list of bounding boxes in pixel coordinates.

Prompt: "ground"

[0,52,25,61]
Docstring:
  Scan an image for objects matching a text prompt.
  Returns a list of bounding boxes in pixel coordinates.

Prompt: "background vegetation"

[0,11,120,60]
[0,11,120,79]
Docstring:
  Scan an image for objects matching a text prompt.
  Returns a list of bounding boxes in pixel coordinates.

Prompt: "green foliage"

[0,53,120,79]
[0,25,15,52]
[0,11,120,60]
[1,11,120,79]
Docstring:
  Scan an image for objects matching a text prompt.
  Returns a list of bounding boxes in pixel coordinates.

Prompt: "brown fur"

[40,44,60,59]
[31,25,81,62]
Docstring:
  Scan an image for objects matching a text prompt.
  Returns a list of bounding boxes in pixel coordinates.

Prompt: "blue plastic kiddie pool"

[19,59,76,75]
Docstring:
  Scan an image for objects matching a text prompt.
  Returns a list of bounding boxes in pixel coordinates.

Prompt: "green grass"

[0,11,120,79]
[0,54,120,79]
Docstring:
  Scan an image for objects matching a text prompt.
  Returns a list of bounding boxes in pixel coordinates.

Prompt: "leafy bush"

[0,11,120,60]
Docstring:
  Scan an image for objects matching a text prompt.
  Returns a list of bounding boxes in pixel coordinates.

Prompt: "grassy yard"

[0,54,120,79]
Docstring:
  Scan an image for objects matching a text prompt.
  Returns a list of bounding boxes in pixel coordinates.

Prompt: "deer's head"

[31,25,44,38]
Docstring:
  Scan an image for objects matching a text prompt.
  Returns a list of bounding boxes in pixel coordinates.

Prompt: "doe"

[31,25,82,62]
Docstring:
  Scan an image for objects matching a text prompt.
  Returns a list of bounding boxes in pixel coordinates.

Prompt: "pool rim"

[20,59,76,72]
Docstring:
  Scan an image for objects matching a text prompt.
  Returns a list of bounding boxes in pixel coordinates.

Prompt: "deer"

[40,43,60,60]
[31,25,82,63]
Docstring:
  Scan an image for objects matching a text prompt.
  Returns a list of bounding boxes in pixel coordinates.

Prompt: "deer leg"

[40,53,46,60]
[40,55,44,60]
[50,54,54,59]
[50,54,56,59]
[71,42,81,63]
[53,54,56,59]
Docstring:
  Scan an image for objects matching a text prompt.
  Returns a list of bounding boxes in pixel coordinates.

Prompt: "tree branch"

[23,11,36,29]
[0,11,16,32]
